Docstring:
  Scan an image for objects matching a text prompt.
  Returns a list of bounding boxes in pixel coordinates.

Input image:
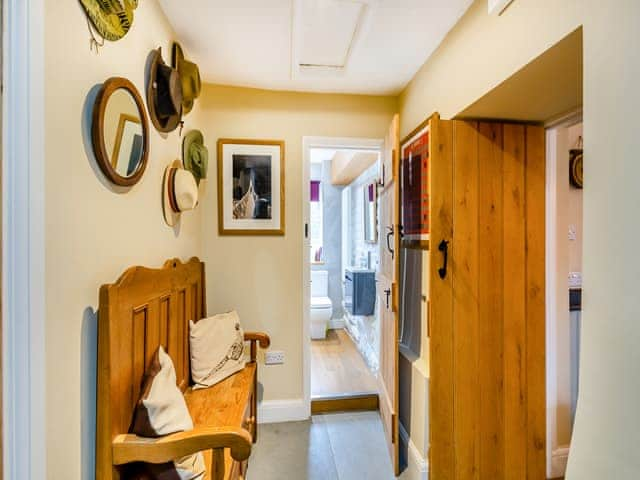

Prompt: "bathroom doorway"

[302,137,383,413]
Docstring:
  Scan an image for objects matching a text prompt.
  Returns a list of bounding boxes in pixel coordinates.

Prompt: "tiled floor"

[248,411,395,480]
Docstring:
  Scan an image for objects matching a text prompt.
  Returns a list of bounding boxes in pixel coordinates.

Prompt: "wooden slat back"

[96,258,206,480]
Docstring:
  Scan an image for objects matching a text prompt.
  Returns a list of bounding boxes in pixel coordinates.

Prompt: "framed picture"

[217,138,285,235]
[400,118,430,247]
[111,113,143,178]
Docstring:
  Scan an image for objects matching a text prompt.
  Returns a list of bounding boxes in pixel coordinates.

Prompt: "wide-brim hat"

[172,43,202,115]
[163,160,199,227]
[182,130,208,184]
[79,0,138,41]
[147,48,183,133]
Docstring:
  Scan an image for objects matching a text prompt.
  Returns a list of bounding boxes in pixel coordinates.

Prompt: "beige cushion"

[189,310,246,389]
[131,346,205,479]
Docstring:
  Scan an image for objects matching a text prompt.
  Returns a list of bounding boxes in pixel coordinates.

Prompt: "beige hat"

[163,160,198,226]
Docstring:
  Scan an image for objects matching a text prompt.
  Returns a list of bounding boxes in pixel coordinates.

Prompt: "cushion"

[130,346,206,480]
[189,310,246,389]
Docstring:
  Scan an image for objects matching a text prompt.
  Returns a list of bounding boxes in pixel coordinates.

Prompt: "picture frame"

[217,138,285,235]
[111,113,143,177]
[400,117,431,248]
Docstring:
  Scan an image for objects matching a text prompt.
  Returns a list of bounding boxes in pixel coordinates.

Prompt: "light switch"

[568,224,577,241]
[568,272,582,288]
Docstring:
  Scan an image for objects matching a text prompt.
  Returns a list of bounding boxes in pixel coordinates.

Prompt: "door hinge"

[305,223,309,238]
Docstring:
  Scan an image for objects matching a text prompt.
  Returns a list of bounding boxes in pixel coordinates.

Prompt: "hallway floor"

[311,328,378,397]
[249,412,395,480]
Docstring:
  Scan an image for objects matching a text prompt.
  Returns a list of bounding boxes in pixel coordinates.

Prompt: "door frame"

[2,0,47,477]
[301,136,383,412]
[544,111,583,479]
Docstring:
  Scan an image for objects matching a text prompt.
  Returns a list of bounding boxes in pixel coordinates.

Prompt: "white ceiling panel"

[158,0,473,95]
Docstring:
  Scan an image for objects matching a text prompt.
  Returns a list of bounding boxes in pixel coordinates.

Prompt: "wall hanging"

[163,160,199,227]
[80,0,139,47]
[183,130,208,185]
[570,136,583,189]
[172,43,202,116]
[217,139,285,236]
[91,77,149,187]
[400,118,431,249]
[147,48,183,133]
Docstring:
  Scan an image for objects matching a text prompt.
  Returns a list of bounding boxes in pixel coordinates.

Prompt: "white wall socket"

[265,350,285,365]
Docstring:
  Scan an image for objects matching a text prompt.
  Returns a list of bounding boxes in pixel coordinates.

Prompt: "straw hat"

[79,0,138,41]
[163,160,199,227]
[147,48,183,133]
[172,43,202,115]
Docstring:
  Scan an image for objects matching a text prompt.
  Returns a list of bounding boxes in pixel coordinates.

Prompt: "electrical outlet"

[265,350,285,365]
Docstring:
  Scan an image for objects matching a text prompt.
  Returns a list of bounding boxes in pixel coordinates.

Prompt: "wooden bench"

[97,258,270,480]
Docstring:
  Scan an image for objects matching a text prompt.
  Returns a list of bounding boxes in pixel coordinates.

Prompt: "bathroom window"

[310,180,323,262]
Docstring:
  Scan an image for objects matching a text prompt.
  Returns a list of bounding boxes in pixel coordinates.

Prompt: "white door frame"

[2,0,47,477]
[302,136,383,410]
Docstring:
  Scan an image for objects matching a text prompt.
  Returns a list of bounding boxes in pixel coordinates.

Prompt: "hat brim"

[182,130,206,182]
[80,0,134,41]
[147,48,183,133]
[163,160,182,227]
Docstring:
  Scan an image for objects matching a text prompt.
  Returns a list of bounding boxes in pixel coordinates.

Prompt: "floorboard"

[311,329,378,398]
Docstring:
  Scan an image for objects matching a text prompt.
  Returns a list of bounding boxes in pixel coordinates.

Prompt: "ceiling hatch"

[298,0,367,69]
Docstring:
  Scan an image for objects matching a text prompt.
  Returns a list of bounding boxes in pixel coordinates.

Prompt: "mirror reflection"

[364,182,377,243]
[103,88,144,178]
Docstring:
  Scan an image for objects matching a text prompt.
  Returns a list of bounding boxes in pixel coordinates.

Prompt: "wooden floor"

[311,329,378,398]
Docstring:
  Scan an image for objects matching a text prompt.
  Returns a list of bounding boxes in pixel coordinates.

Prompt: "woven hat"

[182,130,208,185]
[172,43,202,115]
[147,48,183,133]
[163,160,199,227]
[79,0,138,41]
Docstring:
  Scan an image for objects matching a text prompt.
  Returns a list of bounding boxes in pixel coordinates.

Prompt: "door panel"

[430,119,546,479]
[377,114,400,476]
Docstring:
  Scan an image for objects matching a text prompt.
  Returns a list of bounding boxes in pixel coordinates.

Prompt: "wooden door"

[429,119,546,480]
[377,114,400,476]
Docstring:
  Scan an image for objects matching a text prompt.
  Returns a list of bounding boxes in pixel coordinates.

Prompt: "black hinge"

[305,223,309,238]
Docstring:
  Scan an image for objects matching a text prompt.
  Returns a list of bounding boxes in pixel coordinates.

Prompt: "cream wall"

[45,1,202,479]
[399,0,640,478]
[190,84,396,402]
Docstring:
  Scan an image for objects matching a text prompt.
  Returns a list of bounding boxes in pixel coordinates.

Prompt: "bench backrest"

[96,258,206,480]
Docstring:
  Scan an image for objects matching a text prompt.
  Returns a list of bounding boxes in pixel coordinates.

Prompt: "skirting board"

[550,446,570,479]
[258,399,309,424]
[399,423,429,480]
[329,319,345,329]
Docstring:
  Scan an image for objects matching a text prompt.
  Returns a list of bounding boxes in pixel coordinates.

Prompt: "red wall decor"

[400,125,430,241]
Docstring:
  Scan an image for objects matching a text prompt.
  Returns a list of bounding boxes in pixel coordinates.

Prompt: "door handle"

[384,288,391,309]
[438,240,449,279]
[386,226,394,259]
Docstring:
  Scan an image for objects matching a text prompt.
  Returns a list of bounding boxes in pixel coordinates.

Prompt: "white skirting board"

[329,318,345,329]
[257,399,309,424]
[399,424,429,480]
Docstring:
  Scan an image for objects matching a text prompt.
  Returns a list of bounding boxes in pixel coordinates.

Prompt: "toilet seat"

[311,296,332,309]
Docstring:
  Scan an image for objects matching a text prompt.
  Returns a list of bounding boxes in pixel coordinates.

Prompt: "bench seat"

[185,363,257,479]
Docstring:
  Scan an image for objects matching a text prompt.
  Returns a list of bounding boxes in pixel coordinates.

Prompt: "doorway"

[302,137,383,414]
[545,115,584,479]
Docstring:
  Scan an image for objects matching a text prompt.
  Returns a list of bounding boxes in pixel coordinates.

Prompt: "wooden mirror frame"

[92,77,150,187]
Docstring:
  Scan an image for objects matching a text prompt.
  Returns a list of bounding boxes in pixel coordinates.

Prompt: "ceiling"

[158,0,473,95]
[458,28,583,123]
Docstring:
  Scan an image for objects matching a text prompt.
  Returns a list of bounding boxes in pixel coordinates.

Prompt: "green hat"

[79,0,139,41]
[172,43,202,115]
[183,130,208,184]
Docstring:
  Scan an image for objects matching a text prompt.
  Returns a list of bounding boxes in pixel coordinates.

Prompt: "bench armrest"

[112,426,252,466]
[244,332,270,362]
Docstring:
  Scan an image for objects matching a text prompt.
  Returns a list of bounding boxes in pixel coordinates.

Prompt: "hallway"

[249,412,395,480]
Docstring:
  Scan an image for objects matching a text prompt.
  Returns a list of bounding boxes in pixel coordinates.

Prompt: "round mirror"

[92,77,149,186]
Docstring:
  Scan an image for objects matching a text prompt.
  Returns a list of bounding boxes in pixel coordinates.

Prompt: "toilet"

[310,270,333,340]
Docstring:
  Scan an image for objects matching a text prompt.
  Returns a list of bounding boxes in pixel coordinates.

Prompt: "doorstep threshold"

[311,392,379,414]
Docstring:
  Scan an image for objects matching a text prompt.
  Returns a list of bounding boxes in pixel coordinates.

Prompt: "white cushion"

[189,310,246,389]
[311,296,332,309]
[131,346,205,479]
